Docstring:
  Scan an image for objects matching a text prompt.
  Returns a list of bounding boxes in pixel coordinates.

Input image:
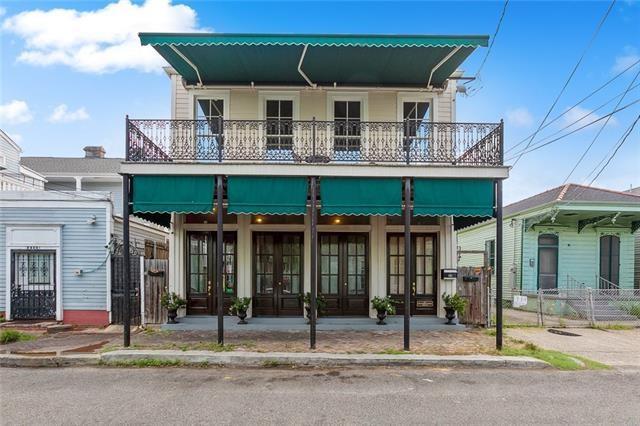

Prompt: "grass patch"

[591,324,635,331]
[101,358,186,368]
[618,301,640,318]
[499,340,610,371]
[262,360,284,368]
[377,348,412,355]
[0,329,36,344]
[484,329,497,336]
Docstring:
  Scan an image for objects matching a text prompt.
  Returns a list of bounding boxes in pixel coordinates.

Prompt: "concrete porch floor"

[162,315,465,332]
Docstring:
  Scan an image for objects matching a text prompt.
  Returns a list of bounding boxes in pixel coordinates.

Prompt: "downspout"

[169,45,203,87]
[520,218,524,291]
[297,44,316,88]
[427,46,462,89]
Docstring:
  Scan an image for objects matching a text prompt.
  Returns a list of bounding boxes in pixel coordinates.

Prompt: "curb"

[0,351,550,369]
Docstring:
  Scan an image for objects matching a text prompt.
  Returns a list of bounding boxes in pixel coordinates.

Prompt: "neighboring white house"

[1,138,169,325]
[0,130,46,191]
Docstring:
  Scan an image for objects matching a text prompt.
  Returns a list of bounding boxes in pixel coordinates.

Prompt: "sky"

[0,0,639,204]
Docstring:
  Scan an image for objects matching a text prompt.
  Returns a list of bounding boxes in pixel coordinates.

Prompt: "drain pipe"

[297,44,316,88]
[170,45,204,87]
[427,46,462,89]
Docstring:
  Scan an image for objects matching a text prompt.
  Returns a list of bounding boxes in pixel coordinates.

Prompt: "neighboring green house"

[458,184,640,293]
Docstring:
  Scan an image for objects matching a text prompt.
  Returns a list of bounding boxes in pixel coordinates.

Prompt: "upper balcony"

[126,118,503,167]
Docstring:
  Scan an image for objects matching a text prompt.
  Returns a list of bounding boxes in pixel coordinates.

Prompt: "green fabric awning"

[132,175,215,213]
[140,33,487,88]
[227,176,308,215]
[414,179,494,217]
[320,177,402,216]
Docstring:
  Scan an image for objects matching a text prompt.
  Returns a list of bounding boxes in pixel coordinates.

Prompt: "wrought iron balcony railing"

[126,118,503,166]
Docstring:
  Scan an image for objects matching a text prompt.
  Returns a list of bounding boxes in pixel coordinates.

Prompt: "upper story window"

[334,101,361,154]
[403,102,430,135]
[266,100,293,151]
[195,99,224,159]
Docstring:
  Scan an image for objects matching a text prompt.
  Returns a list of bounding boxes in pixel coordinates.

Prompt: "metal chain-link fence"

[490,287,640,328]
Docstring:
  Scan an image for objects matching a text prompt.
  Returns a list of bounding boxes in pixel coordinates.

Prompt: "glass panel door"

[266,100,293,157]
[195,99,224,160]
[320,234,340,296]
[538,234,558,290]
[334,101,361,160]
[187,232,210,315]
[599,235,620,288]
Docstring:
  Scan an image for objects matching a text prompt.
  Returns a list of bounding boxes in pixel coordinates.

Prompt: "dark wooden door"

[186,231,237,315]
[388,233,437,315]
[319,233,369,315]
[253,233,303,316]
[599,235,620,288]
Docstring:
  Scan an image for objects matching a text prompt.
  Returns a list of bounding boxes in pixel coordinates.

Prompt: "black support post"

[310,176,318,349]
[495,179,503,350]
[216,175,224,345]
[122,173,131,347]
[403,177,412,351]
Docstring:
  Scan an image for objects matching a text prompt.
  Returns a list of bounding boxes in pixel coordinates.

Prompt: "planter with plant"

[442,293,468,325]
[300,292,327,323]
[160,292,187,324]
[371,296,396,325]
[229,297,252,324]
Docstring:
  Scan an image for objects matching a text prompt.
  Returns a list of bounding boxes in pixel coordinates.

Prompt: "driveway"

[507,327,640,369]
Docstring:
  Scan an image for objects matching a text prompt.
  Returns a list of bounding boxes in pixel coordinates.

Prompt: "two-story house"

[121,33,508,346]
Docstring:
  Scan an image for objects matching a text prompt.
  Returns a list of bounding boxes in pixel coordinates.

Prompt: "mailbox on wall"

[440,268,458,279]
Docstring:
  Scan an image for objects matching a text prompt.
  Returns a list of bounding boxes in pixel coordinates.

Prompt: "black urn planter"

[444,307,457,325]
[376,309,388,325]
[236,309,248,325]
[167,308,178,324]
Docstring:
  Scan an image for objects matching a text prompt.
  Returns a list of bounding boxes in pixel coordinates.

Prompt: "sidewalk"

[507,327,640,369]
[0,350,548,369]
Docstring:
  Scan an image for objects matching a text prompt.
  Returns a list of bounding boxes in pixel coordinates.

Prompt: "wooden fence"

[141,258,168,325]
[110,255,141,325]
[456,266,490,326]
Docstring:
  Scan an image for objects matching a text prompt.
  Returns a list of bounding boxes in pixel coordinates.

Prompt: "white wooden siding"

[0,207,109,312]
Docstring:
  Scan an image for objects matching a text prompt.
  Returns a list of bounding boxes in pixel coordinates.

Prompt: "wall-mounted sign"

[441,269,458,279]
[416,300,434,308]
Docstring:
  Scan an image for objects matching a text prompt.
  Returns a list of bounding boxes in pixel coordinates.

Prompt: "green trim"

[227,176,308,215]
[414,178,494,217]
[140,33,489,48]
[132,175,215,213]
[320,177,402,216]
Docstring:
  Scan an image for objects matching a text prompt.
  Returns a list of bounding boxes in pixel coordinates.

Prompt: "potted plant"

[160,292,187,324]
[371,296,396,325]
[229,297,252,324]
[442,293,468,325]
[300,292,327,324]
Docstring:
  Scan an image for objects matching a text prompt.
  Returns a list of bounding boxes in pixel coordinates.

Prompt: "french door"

[387,233,437,315]
[599,235,620,288]
[537,234,558,290]
[318,233,369,316]
[253,233,303,316]
[186,231,237,315]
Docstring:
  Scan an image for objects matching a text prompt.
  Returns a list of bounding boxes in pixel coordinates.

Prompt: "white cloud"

[48,104,90,123]
[562,105,617,128]
[1,0,205,74]
[506,107,533,128]
[0,100,33,125]
[0,7,6,18]
[612,46,639,73]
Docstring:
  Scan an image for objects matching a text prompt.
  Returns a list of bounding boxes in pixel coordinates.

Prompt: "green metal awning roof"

[140,33,487,87]
[320,177,402,216]
[414,178,494,217]
[227,176,308,215]
[132,175,215,213]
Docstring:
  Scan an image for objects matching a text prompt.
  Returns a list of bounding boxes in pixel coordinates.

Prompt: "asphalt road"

[1,367,639,425]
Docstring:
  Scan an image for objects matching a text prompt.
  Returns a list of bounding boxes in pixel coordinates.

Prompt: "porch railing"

[126,118,503,166]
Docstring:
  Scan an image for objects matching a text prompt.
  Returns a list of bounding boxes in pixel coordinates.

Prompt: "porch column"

[309,176,318,349]
[122,173,131,347]
[495,179,503,350]
[404,177,412,351]
[216,175,224,345]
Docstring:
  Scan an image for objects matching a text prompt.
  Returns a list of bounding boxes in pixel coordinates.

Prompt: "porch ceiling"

[531,208,640,232]
[139,33,488,87]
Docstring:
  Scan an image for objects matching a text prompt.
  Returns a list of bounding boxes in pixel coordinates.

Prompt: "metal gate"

[110,255,141,325]
[10,251,57,320]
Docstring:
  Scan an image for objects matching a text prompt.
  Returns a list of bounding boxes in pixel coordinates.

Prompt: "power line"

[505,97,640,161]
[504,57,640,154]
[511,0,617,167]
[471,0,510,83]
[585,114,640,186]
[562,67,640,183]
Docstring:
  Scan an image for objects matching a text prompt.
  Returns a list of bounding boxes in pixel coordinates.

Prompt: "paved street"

[2,367,639,425]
